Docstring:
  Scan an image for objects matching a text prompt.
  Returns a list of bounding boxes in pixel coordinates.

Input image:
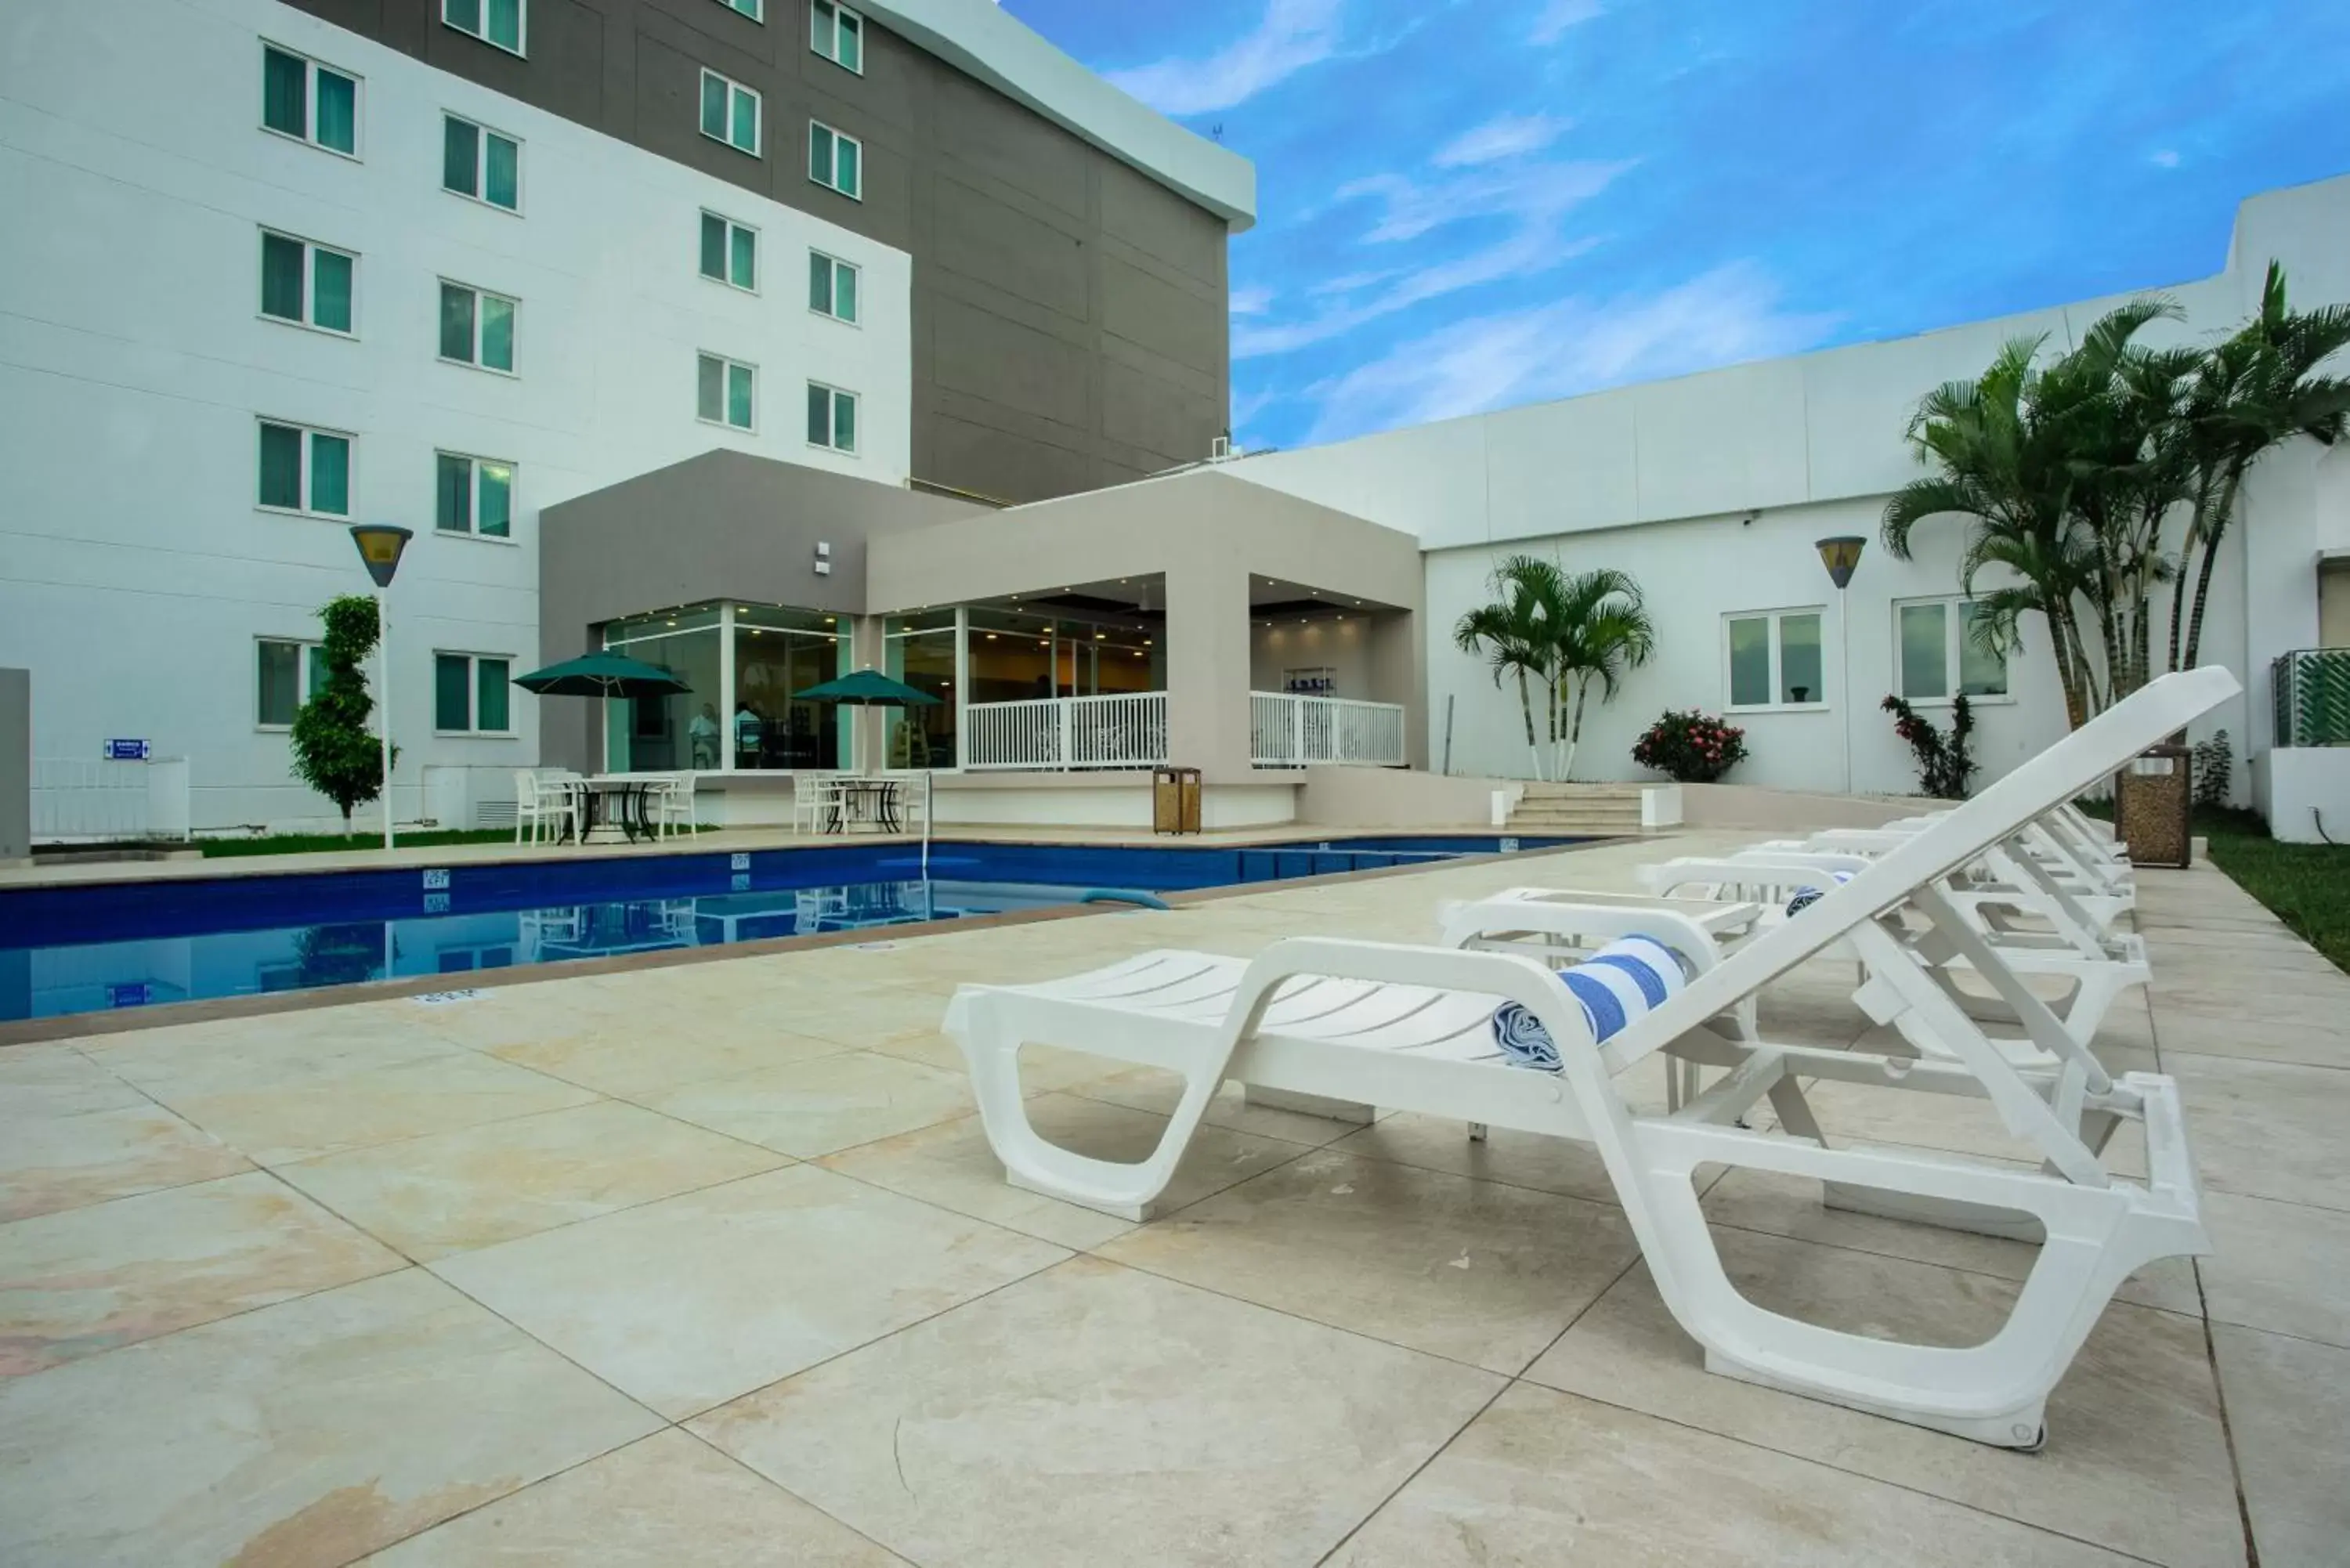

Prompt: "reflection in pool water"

[13,879,1097,1020]
[2,836,1586,1021]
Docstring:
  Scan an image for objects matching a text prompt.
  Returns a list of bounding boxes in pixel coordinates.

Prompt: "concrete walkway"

[0,833,2342,1566]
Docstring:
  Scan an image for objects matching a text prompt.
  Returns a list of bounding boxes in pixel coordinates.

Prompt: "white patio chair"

[943,667,2238,1448]
[793,772,842,836]
[645,773,700,838]
[512,770,577,845]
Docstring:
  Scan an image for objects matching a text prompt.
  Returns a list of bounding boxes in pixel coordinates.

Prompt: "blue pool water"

[0,836,1579,1021]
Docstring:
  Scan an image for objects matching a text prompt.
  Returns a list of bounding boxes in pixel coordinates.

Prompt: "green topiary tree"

[291,594,397,834]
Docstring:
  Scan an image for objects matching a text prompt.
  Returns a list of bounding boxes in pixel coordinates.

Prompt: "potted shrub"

[1632,710,1748,783]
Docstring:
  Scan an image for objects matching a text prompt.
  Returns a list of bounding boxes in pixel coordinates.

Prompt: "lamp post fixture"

[1815,536,1867,795]
[349,524,414,850]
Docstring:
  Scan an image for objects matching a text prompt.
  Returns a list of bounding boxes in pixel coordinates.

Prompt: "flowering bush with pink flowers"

[1632,710,1748,783]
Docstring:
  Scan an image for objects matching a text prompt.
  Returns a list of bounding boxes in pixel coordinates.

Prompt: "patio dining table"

[815,775,903,835]
[577,773,680,843]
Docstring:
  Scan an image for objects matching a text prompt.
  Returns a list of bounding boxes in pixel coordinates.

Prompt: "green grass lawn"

[2196,807,2350,973]
[2079,800,2350,972]
[198,829,519,858]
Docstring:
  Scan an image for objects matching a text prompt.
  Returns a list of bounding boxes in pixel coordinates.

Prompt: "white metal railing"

[963,692,1169,770]
[31,757,193,842]
[1250,692,1407,767]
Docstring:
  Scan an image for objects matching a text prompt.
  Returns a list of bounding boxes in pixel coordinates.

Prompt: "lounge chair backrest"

[1599,666,2237,1071]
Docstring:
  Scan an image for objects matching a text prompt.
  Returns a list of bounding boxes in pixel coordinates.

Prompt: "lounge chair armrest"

[1436,900,1730,982]
[1239,938,1603,1053]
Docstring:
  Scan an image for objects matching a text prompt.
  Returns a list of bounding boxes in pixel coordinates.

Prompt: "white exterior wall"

[1235,175,2350,800]
[0,0,913,831]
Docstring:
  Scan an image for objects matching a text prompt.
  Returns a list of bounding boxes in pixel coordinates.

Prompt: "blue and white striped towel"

[1784,869,1855,917]
[1491,934,1686,1071]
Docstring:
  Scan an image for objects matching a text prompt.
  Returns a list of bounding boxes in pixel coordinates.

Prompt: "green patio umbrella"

[514,651,692,698]
[790,669,941,706]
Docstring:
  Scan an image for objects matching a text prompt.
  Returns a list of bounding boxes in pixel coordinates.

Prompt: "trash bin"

[2114,743,2191,869]
[1152,766,1202,836]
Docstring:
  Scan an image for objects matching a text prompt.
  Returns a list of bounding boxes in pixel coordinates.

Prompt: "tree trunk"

[1515,670,1545,782]
[2048,619,2088,730]
[2182,469,2244,672]
[1564,674,1592,781]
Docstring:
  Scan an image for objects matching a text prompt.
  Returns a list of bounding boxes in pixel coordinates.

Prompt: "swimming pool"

[0,836,1581,1021]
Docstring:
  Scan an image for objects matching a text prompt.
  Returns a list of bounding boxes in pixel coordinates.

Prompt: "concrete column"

[1365,608,1429,768]
[851,615,886,771]
[1164,551,1255,779]
[0,668,27,864]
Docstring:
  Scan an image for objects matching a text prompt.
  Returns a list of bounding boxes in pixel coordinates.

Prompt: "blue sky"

[1002,0,2350,452]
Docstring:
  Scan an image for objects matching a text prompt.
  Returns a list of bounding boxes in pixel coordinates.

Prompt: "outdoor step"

[1515,783,1646,799]
[1513,808,1645,822]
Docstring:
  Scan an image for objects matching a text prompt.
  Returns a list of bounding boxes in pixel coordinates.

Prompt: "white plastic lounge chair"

[1625,848,2147,1053]
[945,667,2237,1447]
[1441,857,2147,1073]
[1769,809,2136,936]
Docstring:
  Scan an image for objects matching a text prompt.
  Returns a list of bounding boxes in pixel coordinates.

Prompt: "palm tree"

[1882,337,2105,727]
[2168,263,2350,674]
[1549,568,1655,780]
[2052,305,2193,703]
[1453,555,1564,780]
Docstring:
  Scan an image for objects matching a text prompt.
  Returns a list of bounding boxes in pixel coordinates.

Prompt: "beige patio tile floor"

[1,832,2342,1566]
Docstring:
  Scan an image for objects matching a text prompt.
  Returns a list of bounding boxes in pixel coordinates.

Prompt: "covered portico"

[866,468,1427,786]
[538,455,1428,829]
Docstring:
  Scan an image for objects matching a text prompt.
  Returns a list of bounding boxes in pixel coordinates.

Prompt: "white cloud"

[1434,114,1570,168]
[1230,284,1275,316]
[1530,0,1603,44]
[1234,158,1632,357]
[2150,148,2182,168]
[1106,0,1347,117]
[1300,264,1838,443]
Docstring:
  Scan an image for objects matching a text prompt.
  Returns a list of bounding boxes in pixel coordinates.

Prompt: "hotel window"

[257,419,352,517]
[439,280,516,373]
[443,0,526,56]
[1897,598,2008,702]
[700,212,757,291]
[258,230,355,334]
[718,0,762,18]
[435,652,513,733]
[698,352,756,430]
[700,70,761,155]
[261,44,358,157]
[436,453,514,538]
[808,121,862,198]
[256,639,331,728]
[806,382,857,453]
[808,250,859,323]
[443,115,521,211]
[811,1,863,72]
[1725,608,1825,709]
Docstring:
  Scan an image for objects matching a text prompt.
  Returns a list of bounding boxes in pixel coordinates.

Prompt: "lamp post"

[349,524,414,850]
[1815,536,1867,795]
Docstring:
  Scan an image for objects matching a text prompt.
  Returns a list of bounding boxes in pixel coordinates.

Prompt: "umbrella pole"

[921,767,931,879]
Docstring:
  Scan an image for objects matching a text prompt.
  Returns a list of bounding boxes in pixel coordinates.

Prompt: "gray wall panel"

[1101,255,1220,377]
[931,298,1093,428]
[277,0,1231,502]
[1099,161,1222,285]
[931,177,1087,320]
